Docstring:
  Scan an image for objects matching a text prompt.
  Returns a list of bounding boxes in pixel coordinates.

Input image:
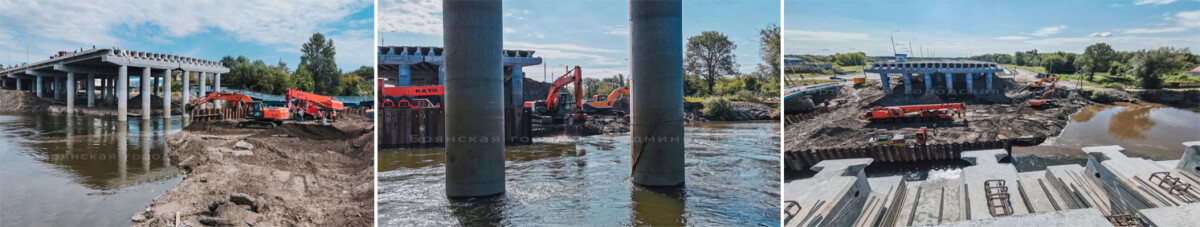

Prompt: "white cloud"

[504,28,517,34]
[1123,10,1200,34]
[995,36,1030,40]
[1178,10,1200,28]
[330,29,375,68]
[1125,27,1189,33]
[503,41,622,66]
[504,41,621,53]
[0,0,370,47]
[1089,32,1114,37]
[605,25,630,36]
[1133,0,1178,5]
[378,0,442,35]
[784,30,870,42]
[1030,26,1067,36]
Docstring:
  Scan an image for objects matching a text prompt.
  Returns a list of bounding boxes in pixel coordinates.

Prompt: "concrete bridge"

[0,48,230,121]
[378,45,541,109]
[865,54,1003,95]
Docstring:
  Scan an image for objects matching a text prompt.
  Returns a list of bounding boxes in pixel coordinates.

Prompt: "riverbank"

[131,115,374,226]
[0,90,184,117]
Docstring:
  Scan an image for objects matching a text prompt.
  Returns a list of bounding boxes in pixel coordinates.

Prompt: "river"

[0,114,184,226]
[1010,103,1200,172]
[377,121,780,226]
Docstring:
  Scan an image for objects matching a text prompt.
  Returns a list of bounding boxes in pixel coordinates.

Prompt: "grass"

[684,96,706,103]
[1001,64,1046,73]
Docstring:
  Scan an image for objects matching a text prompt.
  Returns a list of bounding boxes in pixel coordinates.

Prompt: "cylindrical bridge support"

[142,67,152,119]
[118,66,129,122]
[442,0,506,198]
[630,0,685,187]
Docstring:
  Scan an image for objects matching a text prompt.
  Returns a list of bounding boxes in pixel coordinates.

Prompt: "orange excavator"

[1029,77,1059,88]
[862,103,966,123]
[1028,76,1060,107]
[286,89,344,122]
[189,92,289,128]
[525,65,586,125]
[582,87,629,115]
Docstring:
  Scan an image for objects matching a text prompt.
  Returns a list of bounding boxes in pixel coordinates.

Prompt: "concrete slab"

[1018,171,1058,213]
[1045,164,1097,210]
[1141,202,1200,226]
[930,208,1110,227]
[784,158,874,227]
[961,149,1030,219]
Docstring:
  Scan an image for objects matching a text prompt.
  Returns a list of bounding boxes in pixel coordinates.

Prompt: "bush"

[701,97,737,120]
[727,90,759,102]
[1100,83,1124,89]
[1090,90,1114,102]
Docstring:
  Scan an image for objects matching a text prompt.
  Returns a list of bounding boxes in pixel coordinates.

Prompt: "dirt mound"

[128,94,165,109]
[0,90,54,113]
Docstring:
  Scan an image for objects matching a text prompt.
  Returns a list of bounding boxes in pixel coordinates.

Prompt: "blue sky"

[0,0,375,71]
[784,0,1200,57]
[379,0,780,81]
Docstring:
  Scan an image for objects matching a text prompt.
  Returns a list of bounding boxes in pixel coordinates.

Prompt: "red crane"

[862,103,966,123]
[286,88,344,121]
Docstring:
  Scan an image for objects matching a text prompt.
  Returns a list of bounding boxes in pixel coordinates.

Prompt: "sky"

[0,0,375,71]
[784,0,1200,57]
[379,0,781,82]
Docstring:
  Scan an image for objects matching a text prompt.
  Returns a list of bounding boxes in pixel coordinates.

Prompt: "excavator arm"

[544,66,583,111]
[603,87,630,106]
[190,92,254,108]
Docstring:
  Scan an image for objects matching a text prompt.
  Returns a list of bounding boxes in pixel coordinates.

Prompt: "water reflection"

[0,113,185,226]
[630,186,686,226]
[1108,103,1159,140]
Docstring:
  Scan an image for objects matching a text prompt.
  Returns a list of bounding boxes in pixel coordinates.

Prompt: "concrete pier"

[214,73,220,92]
[966,73,975,94]
[442,0,506,198]
[66,72,74,113]
[182,71,190,107]
[902,73,912,94]
[141,68,151,119]
[35,76,42,97]
[945,73,954,93]
[118,66,128,121]
[880,73,891,94]
[630,0,685,187]
[87,74,94,107]
[986,72,994,91]
[162,69,171,119]
[199,72,206,96]
[924,73,933,94]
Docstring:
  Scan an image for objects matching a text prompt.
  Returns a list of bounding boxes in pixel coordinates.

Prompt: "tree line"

[970,43,1199,88]
[216,33,373,96]
[680,24,781,100]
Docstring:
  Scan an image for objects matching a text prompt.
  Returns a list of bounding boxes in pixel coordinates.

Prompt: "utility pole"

[908,40,914,57]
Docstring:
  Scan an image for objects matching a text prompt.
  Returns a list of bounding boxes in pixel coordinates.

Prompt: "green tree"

[300,33,340,95]
[1075,43,1117,81]
[685,31,738,94]
[341,66,375,96]
[291,67,316,92]
[1041,54,1067,73]
[757,24,780,82]
[1129,47,1190,89]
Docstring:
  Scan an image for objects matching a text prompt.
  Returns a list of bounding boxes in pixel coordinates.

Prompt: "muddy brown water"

[377,121,780,226]
[1012,103,1200,171]
[0,114,185,226]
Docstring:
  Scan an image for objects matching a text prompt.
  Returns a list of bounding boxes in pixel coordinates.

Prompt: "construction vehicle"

[867,127,930,146]
[581,87,629,115]
[188,92,290,128]
[525,65,586,125]
[379,85,443,109]
[1029,77,1059,88]
[862,103,966,123]
[1028,76,1060,107]
[285,89,344,121]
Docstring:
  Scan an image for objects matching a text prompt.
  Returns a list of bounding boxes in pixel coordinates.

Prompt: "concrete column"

[35,76,42,97]
[142,67,151,120]
[66,72,75,113]
[182,71,190,107]
[55,77,63,100]
[214,73,221,92]
[924,73,933,93]
[118,66,128,122]
[902,73,912,94]
[945,73,954,94]
[397,64,412,86]
[87,74,95,107]
[16,78,21,91]
[162,69,171,119]
[199,72,206,96]
[511,66,523,107]
[966,73,974,94]
[443,0,505,198]
[986,72,994,91]
[438,64,446,85]
[880,73,891,94]
[630,0,685,187]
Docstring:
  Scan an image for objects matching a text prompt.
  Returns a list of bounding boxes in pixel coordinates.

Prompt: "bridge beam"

[118,66,128,122]
[142,67,151,120]
[443,0,506,198]
[630,0,685,187]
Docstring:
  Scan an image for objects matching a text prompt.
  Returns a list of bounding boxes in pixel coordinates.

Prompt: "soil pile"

[133,113,374,226]
[730,101,777,121]
[0,90,53,113]
[785,77,1088,151]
